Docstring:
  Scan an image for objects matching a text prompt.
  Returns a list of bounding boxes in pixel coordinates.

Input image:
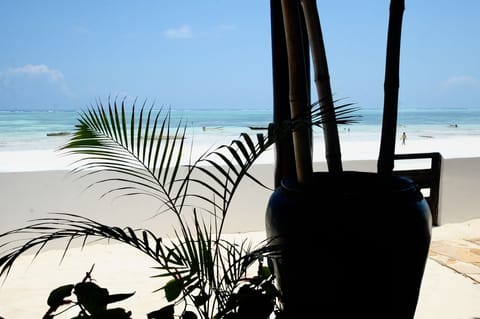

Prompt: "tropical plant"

[0,99,358,319]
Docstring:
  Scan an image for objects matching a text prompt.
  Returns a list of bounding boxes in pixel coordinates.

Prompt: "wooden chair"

[393,152,443,226]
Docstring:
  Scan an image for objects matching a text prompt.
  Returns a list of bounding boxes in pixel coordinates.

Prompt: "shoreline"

[2,134,480,172]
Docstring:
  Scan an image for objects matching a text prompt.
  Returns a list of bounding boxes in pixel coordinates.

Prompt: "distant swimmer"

[400,131,407,145]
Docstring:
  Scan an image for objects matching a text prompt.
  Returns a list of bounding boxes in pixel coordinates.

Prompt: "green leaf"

[259,266,271,280]
[107,292,135,304]
[163,278,184,302]
[47,284,74,308]
[74,282,109,314]
[147,304,175,319]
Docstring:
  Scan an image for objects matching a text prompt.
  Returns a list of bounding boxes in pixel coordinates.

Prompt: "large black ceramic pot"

[265,171,431,319]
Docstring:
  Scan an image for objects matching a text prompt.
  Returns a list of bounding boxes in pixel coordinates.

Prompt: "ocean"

[1,107,480,152]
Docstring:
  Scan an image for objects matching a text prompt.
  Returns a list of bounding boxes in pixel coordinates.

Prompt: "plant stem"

[280,0,313,185]
[378,0,405,175]
[300,0,343,174]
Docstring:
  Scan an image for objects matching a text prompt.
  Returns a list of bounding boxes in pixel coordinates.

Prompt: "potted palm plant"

[265,0,432,318]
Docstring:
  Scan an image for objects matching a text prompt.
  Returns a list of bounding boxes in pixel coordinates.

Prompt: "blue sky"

[0,1,479,111]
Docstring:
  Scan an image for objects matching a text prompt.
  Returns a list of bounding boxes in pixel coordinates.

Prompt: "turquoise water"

[1,107,480,151]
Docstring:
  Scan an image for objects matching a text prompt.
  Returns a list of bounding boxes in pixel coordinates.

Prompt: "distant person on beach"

[401,131,407,145]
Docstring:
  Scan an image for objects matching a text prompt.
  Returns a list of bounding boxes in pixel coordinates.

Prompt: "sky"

[0,1,479,111]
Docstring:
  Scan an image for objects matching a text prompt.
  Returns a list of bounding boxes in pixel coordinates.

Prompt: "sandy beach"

[1,134,480,317]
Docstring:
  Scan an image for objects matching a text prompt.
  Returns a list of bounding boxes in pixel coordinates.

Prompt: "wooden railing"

[393,152,443,226]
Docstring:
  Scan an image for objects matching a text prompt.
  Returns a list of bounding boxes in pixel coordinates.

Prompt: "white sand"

[1,135,480,317]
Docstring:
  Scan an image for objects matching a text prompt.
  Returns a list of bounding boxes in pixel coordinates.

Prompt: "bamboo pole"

[378,0,405,175]
[270,0,297,187]
[280,0,313,185]
[300,0,343,174]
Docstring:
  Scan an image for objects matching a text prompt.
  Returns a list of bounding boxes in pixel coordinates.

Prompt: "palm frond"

[0,213,276,289]
[60,99,191,216]
[310,99,361,126]
[185,132,273,220]
[0,214,168,279]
